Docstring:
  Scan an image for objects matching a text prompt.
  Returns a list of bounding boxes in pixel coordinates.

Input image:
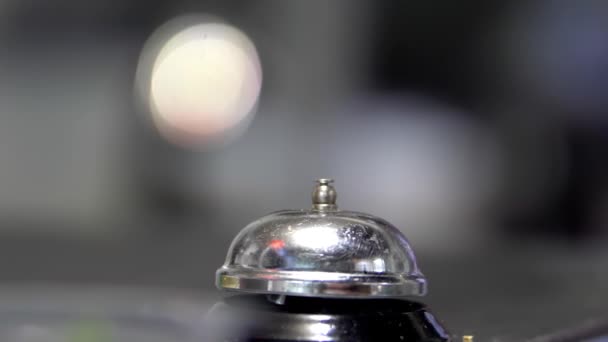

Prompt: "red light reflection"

[269,239,285,250]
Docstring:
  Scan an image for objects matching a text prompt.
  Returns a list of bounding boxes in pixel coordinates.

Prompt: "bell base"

[207,294,450,341]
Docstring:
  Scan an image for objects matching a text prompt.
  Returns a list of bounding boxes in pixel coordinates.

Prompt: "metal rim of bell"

[216,271,427,298]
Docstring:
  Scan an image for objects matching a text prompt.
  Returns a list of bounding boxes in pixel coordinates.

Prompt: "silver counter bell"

[216,179,427,299]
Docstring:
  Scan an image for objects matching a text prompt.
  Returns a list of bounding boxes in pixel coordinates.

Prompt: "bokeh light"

[136,16,262,146]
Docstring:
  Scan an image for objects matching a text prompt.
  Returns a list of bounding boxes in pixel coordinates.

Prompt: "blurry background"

[0,0,607,340]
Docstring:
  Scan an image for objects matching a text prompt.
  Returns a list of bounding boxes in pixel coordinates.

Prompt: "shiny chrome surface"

[216,179,427,298]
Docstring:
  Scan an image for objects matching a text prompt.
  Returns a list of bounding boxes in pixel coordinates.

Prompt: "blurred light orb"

[143,18,262,146]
